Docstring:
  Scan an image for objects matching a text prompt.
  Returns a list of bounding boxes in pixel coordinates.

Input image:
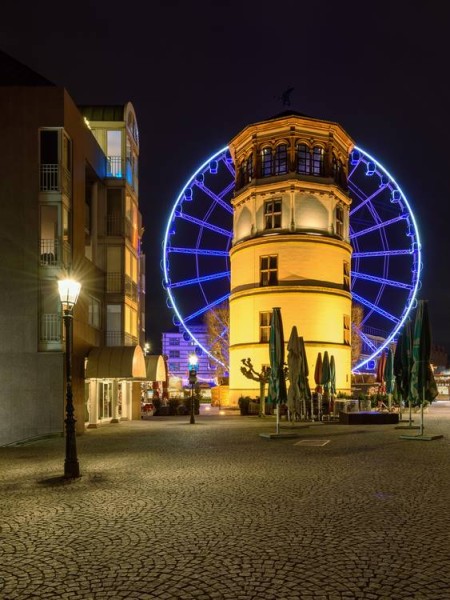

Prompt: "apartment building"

[0,51,148,445]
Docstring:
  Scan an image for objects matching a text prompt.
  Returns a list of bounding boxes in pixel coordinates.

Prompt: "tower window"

[261,147,273,177]
[296,143,311,175]
[264,200,282,229]
[336,204,344,238]
[246,154,253,181]
[260,255,278,286]
[312,146,324,176]
[274,144,288,175]
[344,314,351,345]
[259,311,272,342]
[343,261,350,291]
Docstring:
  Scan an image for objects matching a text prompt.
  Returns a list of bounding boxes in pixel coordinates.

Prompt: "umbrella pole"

[408,398,412,425]
[276,404,280,434]
[420,390,424,436]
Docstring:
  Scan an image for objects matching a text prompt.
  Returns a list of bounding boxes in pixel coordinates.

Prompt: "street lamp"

[58,277,82,479]
[188,353,198,424]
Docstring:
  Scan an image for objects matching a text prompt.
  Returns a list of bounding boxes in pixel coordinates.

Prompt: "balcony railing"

[106,156,136,192]
[106,216,134,242]
[40,239,71,268]
[106,332,138,347]
[40,313,62,342]
[40,164,71,197]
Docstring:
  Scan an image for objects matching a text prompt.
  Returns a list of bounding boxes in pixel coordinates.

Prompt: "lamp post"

[188,353,198,424]
[58,277,82,479]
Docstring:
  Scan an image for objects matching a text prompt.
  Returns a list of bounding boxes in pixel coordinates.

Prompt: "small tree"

[205,301,229,379]
[352,303,364,365]
[240,358,271,417]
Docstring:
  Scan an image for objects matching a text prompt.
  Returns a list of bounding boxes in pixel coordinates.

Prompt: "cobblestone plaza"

[1,404,450,600]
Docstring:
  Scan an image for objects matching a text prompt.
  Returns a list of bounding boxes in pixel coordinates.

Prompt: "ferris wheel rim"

[163,144,422,374]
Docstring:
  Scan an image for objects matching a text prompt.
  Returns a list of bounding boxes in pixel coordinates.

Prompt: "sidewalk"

[1,410,449,599]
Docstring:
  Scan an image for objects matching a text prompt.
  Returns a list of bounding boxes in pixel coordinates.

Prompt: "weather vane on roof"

[280,87,295,107]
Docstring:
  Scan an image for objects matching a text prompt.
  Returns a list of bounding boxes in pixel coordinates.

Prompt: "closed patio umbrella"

[298,336,311,420]
[409,300,439,436]
[329,355,336,415]
[287,326,301,420]
[313,352,323,421]
[320,350,331,419]
[268,307,287,434]
[393,318,413,423]
[385,347,395,411]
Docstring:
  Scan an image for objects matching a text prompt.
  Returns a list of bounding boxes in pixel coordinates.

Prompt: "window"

[296,143,310,174]
[343,261,350,291]
[264,200,282,229]
[246,154,253,181]
[260,255,278,286]
[312,146,324,176]
[336,204,344,238]
[344,314,351,345]
[274,144,288,175]
[169,350,180,358]
[260,312,272,342]
[169,362,181,372]
[261,147,273,177]
[88,296,101,329]
[169,337,180,346]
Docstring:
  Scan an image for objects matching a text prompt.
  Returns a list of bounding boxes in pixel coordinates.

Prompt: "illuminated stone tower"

[228,111,354,404]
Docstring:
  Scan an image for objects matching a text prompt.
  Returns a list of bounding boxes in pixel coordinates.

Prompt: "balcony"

[40,313,62,343]
[106,216,135,243]
[40,239,71,268]
[106,332,138,347]
[106,272,138,302]
[40,164,72,197]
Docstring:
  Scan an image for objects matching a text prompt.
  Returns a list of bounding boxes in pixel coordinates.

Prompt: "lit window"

[336,205,344,238]
[296,143,310,175]
[260,312,272,342]
[264,200,282,229]
[260,255,278,286]
[261,147,273,177]
[169,350,180,358]
[312,146,324,176]
[343,261,350,291]
[274,144,288,175]
[344,314,351,345]
[88,296,101,329]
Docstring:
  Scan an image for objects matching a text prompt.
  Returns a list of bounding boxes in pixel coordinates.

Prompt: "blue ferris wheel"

[162,145,422,372]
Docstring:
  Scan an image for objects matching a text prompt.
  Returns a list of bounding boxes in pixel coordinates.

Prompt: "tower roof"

[79,105,126,122]
[0,50,54,86]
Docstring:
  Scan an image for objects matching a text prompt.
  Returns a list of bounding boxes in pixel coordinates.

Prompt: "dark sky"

[2,0,450,355]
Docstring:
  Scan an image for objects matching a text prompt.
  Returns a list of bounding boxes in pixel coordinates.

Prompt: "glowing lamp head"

[58,278,81,311]
[188,353,199,369]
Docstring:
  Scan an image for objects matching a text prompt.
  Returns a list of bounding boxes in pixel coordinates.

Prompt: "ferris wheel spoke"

[350,214,406,240]
[348,185,385,216]
[352,249,413,258]
[352,271,413,290]
[184,293,230,323]
[169,271,229,289]
[353,326,378,353]
[352,292,400,324]
[174,211,232,237]
[168,247,229,257]
[195,182,233,214]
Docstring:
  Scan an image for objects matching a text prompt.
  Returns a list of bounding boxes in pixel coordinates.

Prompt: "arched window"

[336,204,344,238]
[261,147,273,177]
[312,146,324,176]
[296,143,311,175]
[239,159,247,188]
[246,154,253,182]
[274,144,288,175]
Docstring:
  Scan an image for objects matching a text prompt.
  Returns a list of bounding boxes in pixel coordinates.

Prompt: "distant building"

[0,51,149,445]
[162,324,218,389]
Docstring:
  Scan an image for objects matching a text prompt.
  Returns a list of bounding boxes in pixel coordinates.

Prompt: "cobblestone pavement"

[1,403,450,600]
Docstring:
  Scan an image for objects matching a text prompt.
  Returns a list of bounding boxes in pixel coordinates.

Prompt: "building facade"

[228,111,354,404]
[162,324,218,392]
[0,51,148,445]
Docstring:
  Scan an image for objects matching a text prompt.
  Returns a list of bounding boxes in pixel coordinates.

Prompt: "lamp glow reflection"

[58,278,81,478]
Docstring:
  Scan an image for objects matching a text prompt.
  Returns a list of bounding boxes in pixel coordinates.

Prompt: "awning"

[85,346,146,379]
[145,355,167,381]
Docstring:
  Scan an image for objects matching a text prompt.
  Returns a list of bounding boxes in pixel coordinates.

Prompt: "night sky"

[2,1,450,356]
